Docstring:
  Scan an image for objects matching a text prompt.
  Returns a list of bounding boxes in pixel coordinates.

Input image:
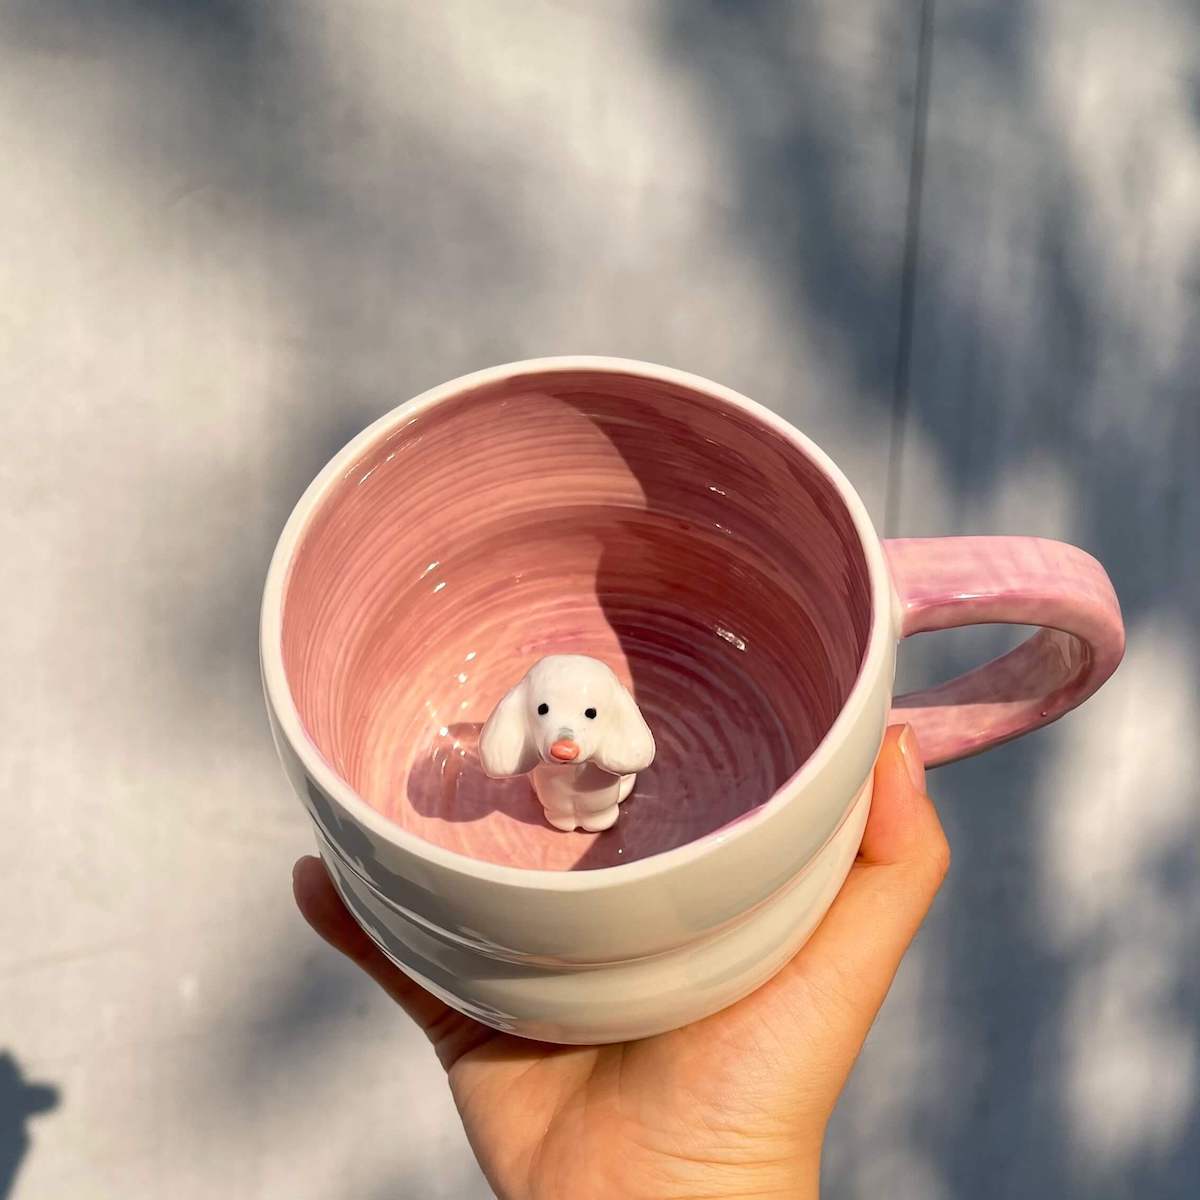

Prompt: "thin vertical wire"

[885,0,936,537]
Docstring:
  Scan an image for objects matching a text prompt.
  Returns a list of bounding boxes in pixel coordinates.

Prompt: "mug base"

[316,777,872,1045]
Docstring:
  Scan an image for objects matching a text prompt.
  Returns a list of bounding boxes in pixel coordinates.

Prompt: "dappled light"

[1,1,1195,1196]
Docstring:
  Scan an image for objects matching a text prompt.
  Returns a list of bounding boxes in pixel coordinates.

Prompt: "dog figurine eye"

[537,703,549,716]
[584,707,597,720]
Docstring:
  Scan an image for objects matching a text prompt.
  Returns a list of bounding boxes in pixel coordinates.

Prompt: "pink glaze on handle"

[885,537,1125,766]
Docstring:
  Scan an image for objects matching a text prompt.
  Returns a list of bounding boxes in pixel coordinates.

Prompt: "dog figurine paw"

[478,655,655,832]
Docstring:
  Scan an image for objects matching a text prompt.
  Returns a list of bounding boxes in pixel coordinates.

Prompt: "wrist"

[654,1147,821,1200]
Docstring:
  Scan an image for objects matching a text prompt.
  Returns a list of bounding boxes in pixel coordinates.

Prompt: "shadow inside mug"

[392,377,870,870]
[405,723,547,829]
[568,387,829,865]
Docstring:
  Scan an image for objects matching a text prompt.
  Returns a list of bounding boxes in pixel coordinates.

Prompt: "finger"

[292,855,488,1064]
[783,725,949,1036]
[855,724,940,870]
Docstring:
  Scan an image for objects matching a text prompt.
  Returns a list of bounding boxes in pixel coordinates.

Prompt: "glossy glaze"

[281,371,872,869]
[886,537,1125,764]
[262,356,1124,1043]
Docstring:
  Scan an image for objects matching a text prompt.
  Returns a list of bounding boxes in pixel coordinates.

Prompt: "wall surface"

[1,2,1196,1197]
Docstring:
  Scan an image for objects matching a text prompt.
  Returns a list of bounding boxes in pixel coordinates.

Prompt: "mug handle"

[884,537,1125,767]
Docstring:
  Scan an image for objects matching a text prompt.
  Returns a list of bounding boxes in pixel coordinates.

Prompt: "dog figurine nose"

[549,738,580,763]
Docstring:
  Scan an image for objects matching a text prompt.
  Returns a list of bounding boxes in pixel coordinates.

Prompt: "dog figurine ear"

[592,679,655,777]
[479,679,539,778]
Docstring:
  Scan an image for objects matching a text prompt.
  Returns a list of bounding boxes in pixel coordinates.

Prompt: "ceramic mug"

[261,357,1124,1044]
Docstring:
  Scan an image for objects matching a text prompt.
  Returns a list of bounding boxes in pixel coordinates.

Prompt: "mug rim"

[260,356,895,892]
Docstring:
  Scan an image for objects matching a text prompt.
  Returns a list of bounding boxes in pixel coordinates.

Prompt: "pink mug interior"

[280,369,873,870]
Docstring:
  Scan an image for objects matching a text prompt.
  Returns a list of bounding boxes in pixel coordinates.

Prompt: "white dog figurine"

[479,655,655,832]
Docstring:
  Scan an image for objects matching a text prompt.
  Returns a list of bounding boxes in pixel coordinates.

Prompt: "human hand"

[292,724,948,1199]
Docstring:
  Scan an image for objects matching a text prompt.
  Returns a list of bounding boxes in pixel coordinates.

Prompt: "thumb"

[781,724,950,1042]
[292,855,493,1068]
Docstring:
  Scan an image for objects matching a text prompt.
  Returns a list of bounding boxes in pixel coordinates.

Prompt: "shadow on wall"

[0,0,543,759]
[0,1052,60,1200]
[0,3,513,1197]
[659,3,1200,1199]
[1,0,1195,1197]
[659,2,1200,1198]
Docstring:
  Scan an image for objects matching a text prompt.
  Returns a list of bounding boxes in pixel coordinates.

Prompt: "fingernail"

[898,725,926,792]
